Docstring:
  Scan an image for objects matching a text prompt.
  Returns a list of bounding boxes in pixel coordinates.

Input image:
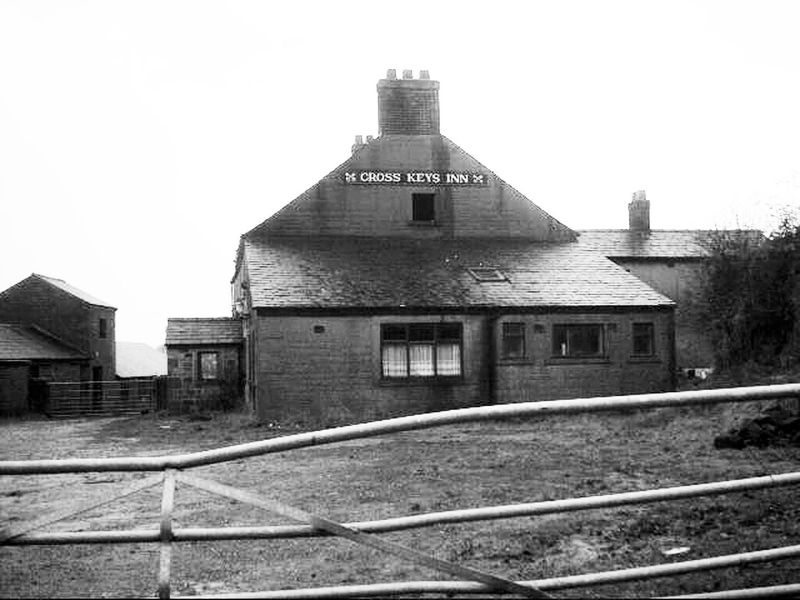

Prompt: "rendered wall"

[615,260,711,367]
[254,314,489,424]
[253,310,675,424]
[252,136,573,242]
[493,310,675,404]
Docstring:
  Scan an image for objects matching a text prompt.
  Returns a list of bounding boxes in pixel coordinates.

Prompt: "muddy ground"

[1,401,799,598]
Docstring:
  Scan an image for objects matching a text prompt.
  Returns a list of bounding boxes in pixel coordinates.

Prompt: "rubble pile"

[714,403,800,449]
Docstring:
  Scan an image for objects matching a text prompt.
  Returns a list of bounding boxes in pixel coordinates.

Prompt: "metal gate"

[2,383,800,598]
[43,378,158,418]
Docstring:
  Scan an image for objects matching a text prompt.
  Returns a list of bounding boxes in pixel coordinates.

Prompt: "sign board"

[342,171,489,186]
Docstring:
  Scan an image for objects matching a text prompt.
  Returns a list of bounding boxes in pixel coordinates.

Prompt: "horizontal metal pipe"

[665,583,800,599]
[8,471,800,545]
[3,383,799,474]
[172,544,800,598]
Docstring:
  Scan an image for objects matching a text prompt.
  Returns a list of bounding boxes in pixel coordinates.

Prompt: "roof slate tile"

[166,318,243,345]
[243,236,674,310]
[0,324,87,361]
[576,229,763,259]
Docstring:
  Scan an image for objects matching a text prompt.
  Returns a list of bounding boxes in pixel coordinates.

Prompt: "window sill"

[497,358,533,366]
[379,376,464,387]
[408,220,438,227]
[545,357,610,365]
[627,356,661,364]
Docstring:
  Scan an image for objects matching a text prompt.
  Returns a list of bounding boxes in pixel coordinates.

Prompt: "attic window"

[467,267,507,282]
[412,193,435,222]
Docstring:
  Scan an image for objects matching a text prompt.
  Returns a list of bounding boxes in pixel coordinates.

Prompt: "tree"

[699,213,800,369]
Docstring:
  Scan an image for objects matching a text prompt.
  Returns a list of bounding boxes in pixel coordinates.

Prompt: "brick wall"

[0,364,29,415]
[493,310,675,403]
[615,260,712,367]
[252,309,674,424]
[166,345,242,412]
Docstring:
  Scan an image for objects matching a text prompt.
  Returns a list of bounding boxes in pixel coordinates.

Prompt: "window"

[412,193,436,222]
[501,322,526,359]
[552,324,604,358]
[99,318,107,339]
[632,322,655,356]
[381,323,462,378]
[198,352,219,380]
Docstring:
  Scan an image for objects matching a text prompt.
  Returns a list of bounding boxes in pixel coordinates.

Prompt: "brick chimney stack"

[628,190,650,232]
[377,69,440,135]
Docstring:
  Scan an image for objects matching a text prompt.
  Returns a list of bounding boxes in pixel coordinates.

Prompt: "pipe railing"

[2,383,799,475]
[2,383,799,599]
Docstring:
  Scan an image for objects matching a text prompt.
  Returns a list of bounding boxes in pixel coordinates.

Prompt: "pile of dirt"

[714,403,800,449]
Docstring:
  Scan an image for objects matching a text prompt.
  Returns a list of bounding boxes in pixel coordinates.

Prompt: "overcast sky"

[1,0,799,348]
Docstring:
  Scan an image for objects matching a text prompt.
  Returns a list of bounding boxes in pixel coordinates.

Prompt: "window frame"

[500,322,526,360]
[197,351,220,381]
[552,324,605,358]
[380,322,463,380]
[98,318,107,339]
[631,322,656,357]
[411,193,436,223]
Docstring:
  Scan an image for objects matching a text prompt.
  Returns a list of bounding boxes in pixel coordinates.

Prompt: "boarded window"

[501,322,526,359]
[632,322,655,356]
[381,323,462,378]
[412,193,435,222]
[552,324,604,358]
[198,352,219,380]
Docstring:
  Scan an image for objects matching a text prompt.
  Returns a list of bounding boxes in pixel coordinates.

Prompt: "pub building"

[167,69,675,422]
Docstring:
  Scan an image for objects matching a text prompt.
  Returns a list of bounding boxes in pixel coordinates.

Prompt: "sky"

[1,0,799,349]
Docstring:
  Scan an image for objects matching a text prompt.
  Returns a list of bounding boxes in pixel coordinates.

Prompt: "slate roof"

[0,324,87,361]
[576,230,763,259]
[34,274,116,308]
[242,236,674,310]
[165,318,243,345]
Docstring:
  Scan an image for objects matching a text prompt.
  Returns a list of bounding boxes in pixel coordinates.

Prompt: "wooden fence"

[2,383,800,598]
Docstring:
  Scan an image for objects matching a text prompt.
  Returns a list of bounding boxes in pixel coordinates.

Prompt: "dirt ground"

[1,401,799,598]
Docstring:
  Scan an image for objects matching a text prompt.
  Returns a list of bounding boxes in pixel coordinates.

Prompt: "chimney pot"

[351,134,365,154]
[386,69,396,80]
[419,70,430,80]
[366,135,374,143]
[402,69,413,79]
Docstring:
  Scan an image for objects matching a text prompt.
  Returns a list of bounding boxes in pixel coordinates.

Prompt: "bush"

[699,214,800,369]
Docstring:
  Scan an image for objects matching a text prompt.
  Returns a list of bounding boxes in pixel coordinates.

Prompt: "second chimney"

[628,190,650,232]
